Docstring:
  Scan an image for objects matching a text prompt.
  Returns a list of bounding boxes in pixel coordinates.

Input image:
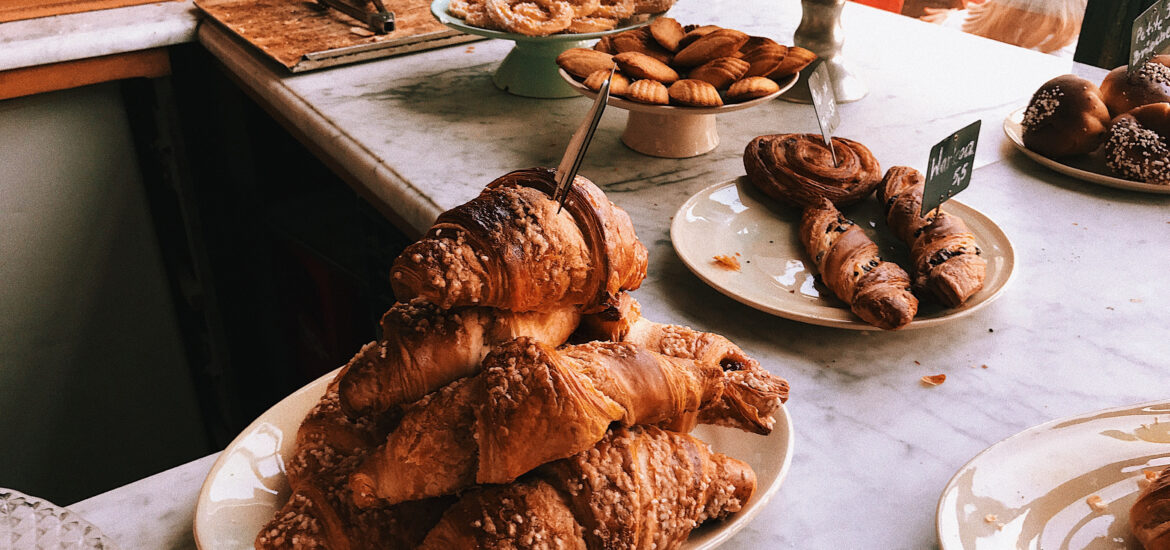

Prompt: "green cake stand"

[431,0,653,98]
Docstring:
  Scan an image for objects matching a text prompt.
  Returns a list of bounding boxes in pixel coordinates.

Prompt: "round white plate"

[670,177,1014,330]
[193,367,794,549]
[559,69,798,115]
[937,400,1170,550]
[1003,107,1170,194]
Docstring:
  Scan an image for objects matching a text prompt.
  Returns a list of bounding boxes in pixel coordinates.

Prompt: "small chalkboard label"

[807,61,840,165]
[1130,0,1170,79]
[923,120,981,216]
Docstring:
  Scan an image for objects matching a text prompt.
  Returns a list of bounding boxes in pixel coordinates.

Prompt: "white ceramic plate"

[936,400,1170,550]
[670,177,1014,330]
[559,69,798,115]
[1003,107,1170,194]
[193,367,794,549]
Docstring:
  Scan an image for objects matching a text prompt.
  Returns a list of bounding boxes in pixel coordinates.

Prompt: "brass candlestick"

[781,0,869,103]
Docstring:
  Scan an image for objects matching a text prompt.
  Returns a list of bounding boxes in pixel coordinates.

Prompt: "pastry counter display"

[59,0,1170,549]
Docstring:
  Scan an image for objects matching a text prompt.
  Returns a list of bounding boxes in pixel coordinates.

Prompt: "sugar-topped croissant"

[878,166,986,308]
[390,168,648,313]
[256,454,452,550]
[418,425,755,550]
[800,198,918,329]
[1131,465,1170,550]
[348,336,786,507]
[336,298,580,418]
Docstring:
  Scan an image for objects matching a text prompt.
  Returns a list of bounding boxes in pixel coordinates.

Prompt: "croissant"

[744,133,882,208]
[284,358,386,491]
[337,298,580,417]
[578,292,787,432]
[800,198,918,329]
[878,166,986,308]
[256,455,453,550]
[349,336,785,507]
[1131,465,1170,550]
[418,425,755,550]
[389,168,648,313]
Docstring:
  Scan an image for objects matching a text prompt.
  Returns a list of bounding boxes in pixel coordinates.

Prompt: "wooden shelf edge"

[0,48,172,101]
[0,0,185,24]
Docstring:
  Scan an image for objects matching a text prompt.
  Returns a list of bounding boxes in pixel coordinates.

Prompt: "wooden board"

[194,0,479,72]
[0,48,170,100]
[0,0,182,23]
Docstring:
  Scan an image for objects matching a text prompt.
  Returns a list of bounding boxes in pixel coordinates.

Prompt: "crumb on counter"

[1086,495,1106,512]
[983,513,997,523]
[920,374,946,386]
[713,254,741,271]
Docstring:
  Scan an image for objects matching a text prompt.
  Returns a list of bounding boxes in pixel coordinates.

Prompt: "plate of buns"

[936,400,1170,550]
[194,168,794,549]
[1005,56,1170,194]
[672,134,1014,331]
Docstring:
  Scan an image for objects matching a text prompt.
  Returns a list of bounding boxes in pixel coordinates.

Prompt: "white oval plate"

[559,69,798,115]
[670,176,1014,330]
[193,367,794,549]
[936,400,1170,550]
[1003,107,1170,194]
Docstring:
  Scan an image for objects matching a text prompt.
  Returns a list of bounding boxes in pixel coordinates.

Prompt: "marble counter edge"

[197,22,443,236]
[67,452,218,550]
[0,1,200,73]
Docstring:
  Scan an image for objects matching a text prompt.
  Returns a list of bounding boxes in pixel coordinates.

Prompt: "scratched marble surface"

[52,0,1170,548]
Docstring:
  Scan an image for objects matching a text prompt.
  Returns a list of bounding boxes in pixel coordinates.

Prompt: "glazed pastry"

[349,337,786,506]
[878,166,986,307]
[800,198,918,329]
[1020,74,1111,157]
[1100,55,1170,116]
[390,168,648,313]
[1103,102,1170,185]
[744,134,883,208]
[1131,465,1170,550]
[256,455,453,550]
[418,425,755,550]
[336,298,581,417]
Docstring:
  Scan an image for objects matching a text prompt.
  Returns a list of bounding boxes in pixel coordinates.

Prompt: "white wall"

[0,82,207,504]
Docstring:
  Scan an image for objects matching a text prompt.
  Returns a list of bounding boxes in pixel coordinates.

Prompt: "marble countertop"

[0,1,199,72]
[63,0,1170,548]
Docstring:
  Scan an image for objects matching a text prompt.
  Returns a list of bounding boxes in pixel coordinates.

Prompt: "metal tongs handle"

[552,65,615,212]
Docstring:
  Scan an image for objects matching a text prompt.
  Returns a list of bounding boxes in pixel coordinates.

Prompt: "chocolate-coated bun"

[1103,102,1170,185]
[1021,74,1111,158]
[1100,55,1170,116]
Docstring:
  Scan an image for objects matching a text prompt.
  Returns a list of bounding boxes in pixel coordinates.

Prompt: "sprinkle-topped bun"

[1101,55,1170,116]
[1103,102,1170,185]
[1021,74,1111,158]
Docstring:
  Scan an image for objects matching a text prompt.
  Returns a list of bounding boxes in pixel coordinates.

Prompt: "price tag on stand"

[922,120,981,216]
[1129,0,1170,79]
[807,61,841,166]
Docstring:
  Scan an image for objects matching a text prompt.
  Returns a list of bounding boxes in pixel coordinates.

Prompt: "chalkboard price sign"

[807,61,841,165]
[922,120,981,216]
[1130,0,1170,79]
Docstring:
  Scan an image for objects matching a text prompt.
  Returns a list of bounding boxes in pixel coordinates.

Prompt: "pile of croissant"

[255,168,790,549]
[744,134,988,330]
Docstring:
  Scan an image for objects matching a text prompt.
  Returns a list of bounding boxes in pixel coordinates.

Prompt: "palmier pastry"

[1103,102,1170,185]
[800,198,918,329]
[1020,74,1111,158]
[1131,465,1170,550]
[1100,55,1170,116]
[878,166,986,307]
[485,0,574,36]
[743,133,883,208]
